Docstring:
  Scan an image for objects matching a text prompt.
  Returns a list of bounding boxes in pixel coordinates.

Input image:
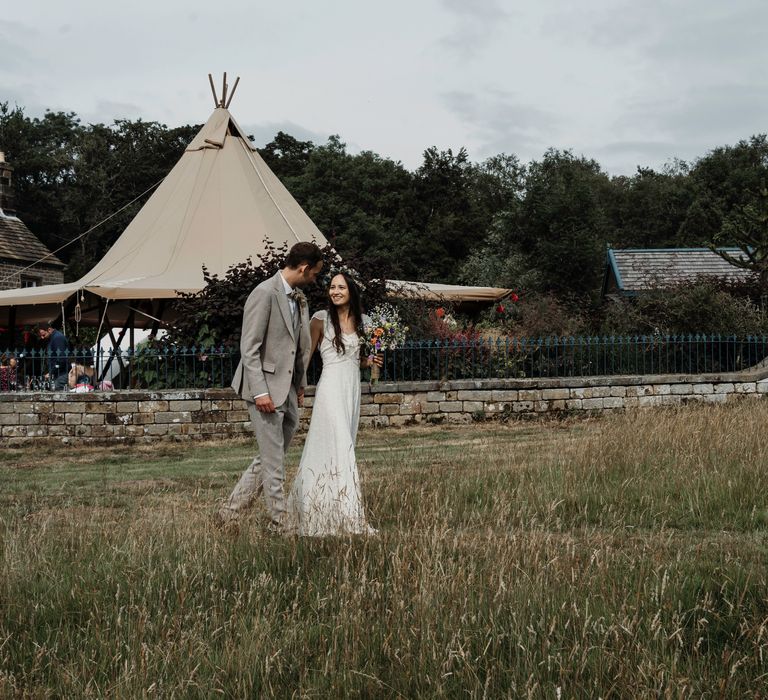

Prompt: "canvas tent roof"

[386,280,512,303]
[0,106,329,325]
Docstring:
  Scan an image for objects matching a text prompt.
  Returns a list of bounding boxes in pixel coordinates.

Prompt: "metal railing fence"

[0,346,238,391]
[2,334,767,390]
[370,334,768,383]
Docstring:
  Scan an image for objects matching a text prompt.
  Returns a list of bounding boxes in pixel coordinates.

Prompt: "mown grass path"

[1,405,767,697]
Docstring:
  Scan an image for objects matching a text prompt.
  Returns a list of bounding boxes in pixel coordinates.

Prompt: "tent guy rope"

[0,177,165,287]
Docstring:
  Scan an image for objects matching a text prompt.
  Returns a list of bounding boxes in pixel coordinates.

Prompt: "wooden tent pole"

[225,77,240,108]
[123,308,136,387]
[104,315,128,379]
[208,73,218,107]
[8,306,16,349]
[149,300,167,338]
[221,72,228,108]
[95,299,105,382]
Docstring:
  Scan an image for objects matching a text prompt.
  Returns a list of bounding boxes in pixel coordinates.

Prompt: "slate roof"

[604,247,755,296]
[0,212,64,268]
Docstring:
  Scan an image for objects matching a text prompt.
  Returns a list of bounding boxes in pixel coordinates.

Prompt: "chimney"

[0,152,16,217]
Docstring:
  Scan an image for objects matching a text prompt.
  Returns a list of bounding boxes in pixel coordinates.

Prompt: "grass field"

[1,402,768,697]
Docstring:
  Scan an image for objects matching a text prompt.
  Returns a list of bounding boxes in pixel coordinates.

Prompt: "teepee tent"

[0,80,329,330]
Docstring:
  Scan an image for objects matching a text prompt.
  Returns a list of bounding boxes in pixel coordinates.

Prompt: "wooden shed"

[602,247,754,299]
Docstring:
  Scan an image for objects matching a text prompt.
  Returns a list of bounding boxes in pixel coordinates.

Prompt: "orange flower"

[374,327,384,337]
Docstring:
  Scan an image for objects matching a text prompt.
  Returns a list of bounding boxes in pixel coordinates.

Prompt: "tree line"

[2,102,768,320]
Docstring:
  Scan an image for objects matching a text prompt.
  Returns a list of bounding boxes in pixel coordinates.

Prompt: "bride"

[286,270,381,536]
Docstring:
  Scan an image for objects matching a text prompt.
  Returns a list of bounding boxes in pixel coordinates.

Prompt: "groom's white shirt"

[280,271,297,316]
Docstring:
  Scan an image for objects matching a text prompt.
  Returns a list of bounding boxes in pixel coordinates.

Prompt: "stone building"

[0,152,65,291]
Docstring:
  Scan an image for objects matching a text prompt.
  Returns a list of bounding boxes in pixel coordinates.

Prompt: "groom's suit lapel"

[272,272,296,341]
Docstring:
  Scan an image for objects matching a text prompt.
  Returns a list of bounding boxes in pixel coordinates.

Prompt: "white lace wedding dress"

[287,311,374,536]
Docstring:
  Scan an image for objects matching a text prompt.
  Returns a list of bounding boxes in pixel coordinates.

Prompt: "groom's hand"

[297,389,305,407]
[255,395,276,413]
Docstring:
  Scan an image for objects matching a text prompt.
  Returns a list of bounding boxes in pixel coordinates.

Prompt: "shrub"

[517,294,588,337]
[166,242,389,348]
[602,279,768,336]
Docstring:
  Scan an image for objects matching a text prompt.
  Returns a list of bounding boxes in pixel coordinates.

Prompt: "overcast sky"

[2,0,767,175]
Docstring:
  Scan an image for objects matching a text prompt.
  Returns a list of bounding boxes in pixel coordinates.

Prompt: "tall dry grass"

[1,401,767,697]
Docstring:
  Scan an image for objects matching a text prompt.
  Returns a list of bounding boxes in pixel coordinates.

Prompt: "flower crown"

[322,264,367,291]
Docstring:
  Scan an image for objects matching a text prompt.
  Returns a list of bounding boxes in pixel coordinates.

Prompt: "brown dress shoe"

[213,507,240,534]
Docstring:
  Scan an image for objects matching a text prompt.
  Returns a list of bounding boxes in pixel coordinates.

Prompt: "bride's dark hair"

[327,271,364,354]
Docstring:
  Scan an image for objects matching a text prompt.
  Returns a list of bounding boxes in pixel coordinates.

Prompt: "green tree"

[0,103,83,257]
[468,153,525,215]
[258,131,314,182]
[0,103,198,280]
[459,220,542,291]
[680,135,768,244]
[458,154,527,288]
[711,186,768,288]
[608,163,694,248]
[516,149,612,299]
[283,136,416,278]
[413,147,475,281]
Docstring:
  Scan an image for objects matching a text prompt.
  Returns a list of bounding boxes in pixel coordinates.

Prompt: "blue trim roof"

[607,248,623,290]
[604,247,753,296]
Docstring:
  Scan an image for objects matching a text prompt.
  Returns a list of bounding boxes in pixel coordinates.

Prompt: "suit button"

[288,369,292,374]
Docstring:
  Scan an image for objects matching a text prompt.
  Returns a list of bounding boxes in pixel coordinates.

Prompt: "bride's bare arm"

[297,318,325,408]
[309,317,324,357]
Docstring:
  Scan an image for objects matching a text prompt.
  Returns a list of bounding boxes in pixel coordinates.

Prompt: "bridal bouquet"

[363,304,409,382]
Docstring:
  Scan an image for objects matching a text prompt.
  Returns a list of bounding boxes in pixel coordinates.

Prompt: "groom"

[217,242,323,533]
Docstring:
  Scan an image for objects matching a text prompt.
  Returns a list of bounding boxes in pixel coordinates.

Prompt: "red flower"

[435,307,446,319]
[496,304,505,314]
[511,293,519,302]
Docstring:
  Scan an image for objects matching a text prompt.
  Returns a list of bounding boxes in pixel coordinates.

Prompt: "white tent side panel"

[386,280,512,303]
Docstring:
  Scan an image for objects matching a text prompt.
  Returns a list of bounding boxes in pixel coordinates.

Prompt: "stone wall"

[0,390,250,446]
[0,261,64,290]
[2,371,768,445]
[347,375,768,428]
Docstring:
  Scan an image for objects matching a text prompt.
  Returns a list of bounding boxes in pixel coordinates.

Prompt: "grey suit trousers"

[224,387,299,525]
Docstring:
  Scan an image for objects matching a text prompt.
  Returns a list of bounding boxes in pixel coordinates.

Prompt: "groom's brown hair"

[285,242,322,269]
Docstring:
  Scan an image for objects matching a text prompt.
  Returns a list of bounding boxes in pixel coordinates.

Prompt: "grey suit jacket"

[231,272,311,406]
